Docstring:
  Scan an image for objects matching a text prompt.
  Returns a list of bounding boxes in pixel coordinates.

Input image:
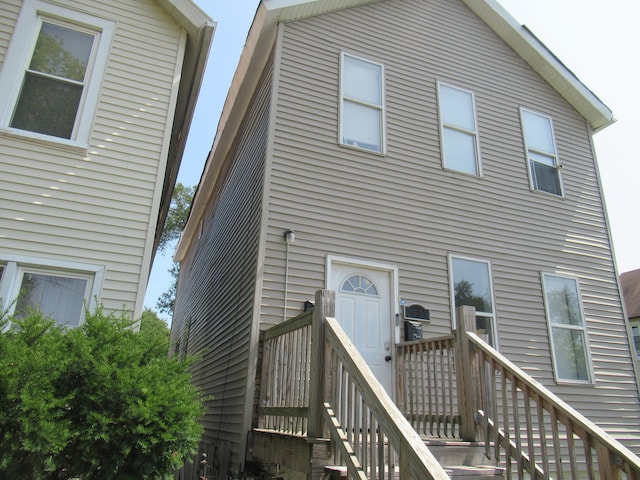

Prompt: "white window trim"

[0,0,115,149]
[437,82,482,176]
[448,254,498,348]
[0,254,105,325]
[541,272,594,384]
[520,107,564,197]
[339,51,386,154]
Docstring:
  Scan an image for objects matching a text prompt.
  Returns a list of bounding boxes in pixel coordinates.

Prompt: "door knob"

[385,355,392,362]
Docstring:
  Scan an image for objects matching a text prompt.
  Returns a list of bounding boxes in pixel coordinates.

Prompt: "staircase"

[321,438,505,479]
[256,292,640,480]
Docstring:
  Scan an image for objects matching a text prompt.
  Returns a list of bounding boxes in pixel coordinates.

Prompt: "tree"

[0,309,205,479]
[157,183,195,254]
[156,183,195,317]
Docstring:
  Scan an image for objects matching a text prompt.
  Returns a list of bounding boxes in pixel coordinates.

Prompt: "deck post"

[307,289,335,440]
[455,305,479,441]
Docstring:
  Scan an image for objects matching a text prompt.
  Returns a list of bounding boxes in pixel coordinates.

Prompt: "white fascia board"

[464,0,614,132]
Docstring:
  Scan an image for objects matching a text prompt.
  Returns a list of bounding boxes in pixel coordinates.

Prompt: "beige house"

[0,0,214,324]
[171,0,640,477]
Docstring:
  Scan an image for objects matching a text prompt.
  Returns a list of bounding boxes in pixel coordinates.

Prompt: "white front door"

[328,259,395,396]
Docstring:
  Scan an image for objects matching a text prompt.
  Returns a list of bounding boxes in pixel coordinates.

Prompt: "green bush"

[0,309,205,479]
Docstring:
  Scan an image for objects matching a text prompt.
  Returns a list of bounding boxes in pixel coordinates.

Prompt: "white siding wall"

[263,0,640,449]
[0,0,184,317]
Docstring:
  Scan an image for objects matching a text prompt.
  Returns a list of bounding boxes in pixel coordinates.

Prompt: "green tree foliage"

[157,183,195,254]
[156,183,195,317]
[156,262,180,317]
[0,309,205,480]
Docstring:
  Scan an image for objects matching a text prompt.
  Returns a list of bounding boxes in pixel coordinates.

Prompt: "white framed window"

[438,83,481,175]
[340,52,385,153]
[520,108,563,196]
[0,0,114,147]
[449,255,497,347]
[0,255,104,327]
[541,273,593,383]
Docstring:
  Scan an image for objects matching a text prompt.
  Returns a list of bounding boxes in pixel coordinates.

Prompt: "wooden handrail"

[467,329,640,478]
[323,315,450,479]
[455,305,640,479]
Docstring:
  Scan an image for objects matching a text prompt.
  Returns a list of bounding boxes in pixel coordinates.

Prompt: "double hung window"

[340,53,384,153]
[0,0,114,146]
[0,257,104,327]
[449,256,497,347]
[521,109,563,196]
[542,273,592,383]
[438,83,481,175]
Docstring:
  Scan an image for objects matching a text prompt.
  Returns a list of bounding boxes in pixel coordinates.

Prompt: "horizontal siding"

[265,0,640,451]
[171,57,273,475]
[0,0,183,317]
[0,1,19,65]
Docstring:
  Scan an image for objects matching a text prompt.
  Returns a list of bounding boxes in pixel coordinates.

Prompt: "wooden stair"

[321,437,504,479]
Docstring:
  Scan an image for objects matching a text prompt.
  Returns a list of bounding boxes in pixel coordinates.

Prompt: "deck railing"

[455,305,640,480]
[256,293,640,479]
[257,310,312,435]
[396,335,459,438]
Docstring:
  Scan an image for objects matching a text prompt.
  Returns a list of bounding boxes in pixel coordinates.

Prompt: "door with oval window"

[328,259,395,397]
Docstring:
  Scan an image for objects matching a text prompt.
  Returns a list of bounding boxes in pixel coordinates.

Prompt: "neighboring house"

[0,0,214,325]
[621,269,640,369]
[170,0,640,477]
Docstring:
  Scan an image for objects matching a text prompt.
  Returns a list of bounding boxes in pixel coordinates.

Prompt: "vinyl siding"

[0,0,184,317]
[264,0,640,450]
[171,58,273,475]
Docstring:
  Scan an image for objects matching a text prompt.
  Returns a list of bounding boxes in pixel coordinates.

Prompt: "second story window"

[438,83,480,175]
[11,21,96,139]
[340,53,384,153]
[521,109,563,196]
[0,0,114,147]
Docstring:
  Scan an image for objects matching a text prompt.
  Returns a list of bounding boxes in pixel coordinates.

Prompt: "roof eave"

[463,0,615,132]
[152,0,215,259]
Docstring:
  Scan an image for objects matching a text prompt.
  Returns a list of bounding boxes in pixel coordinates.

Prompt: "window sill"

[339,142,386,157]
[0,127,89,154]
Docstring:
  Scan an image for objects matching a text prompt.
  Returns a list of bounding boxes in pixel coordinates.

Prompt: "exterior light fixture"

[284,230,295,244]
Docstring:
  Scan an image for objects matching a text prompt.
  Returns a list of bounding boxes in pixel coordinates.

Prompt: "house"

[0,0,214,325]
[170,0,640,477]
[622,269,640,369]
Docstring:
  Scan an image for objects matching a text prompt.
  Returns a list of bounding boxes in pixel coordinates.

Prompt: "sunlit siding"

[172,58,273,474]
[263,0,640,450]
[0,0,184,317]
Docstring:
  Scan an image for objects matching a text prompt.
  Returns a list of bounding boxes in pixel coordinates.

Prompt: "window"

[0,0,114,146]
[632,323,640,359]
[521,109,563,196]
[340,53,384,153]
[0,256,104,327]
[542,273,592,383]
[341,274,379,296]
[449,256,497,347]
[438,83,480,175]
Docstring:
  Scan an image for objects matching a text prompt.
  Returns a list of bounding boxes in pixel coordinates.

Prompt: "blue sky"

[144,0,640,319]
